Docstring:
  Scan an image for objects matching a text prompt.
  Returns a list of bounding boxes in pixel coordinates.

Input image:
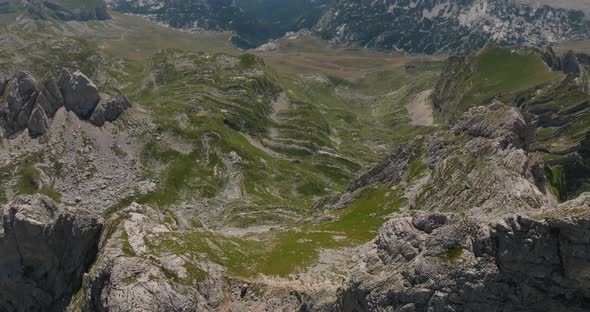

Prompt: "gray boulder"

[27,104,50,137]
[59,69,101,118]
[89,93,131,126]
[0,194,103,312]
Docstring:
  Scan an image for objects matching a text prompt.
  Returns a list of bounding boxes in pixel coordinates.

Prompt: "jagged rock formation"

[0,194,103,312]
[336,203,590,312]
[314,0,590,53]
[0,69,130,138]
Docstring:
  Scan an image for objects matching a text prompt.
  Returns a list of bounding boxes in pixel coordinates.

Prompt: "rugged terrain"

[0,5,589,312]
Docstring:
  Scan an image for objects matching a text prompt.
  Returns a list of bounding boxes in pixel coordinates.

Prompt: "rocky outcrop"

[38,78,64,118]
[0,195,103,312]
[59,69,102,118]
[27,104,50,137]
[89,93,131,127]
[70,203,225,312]
[0,69,130,138]
[562,50,582,77]
[335,200,590,312]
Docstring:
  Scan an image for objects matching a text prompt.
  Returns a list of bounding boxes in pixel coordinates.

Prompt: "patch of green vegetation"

[15,161,62,202]
[439,248,463,262]
[436,46,564,120]
[120,229,136,257]
[148,187,405,277]
[319,188,406,243]
[545,165,567,201]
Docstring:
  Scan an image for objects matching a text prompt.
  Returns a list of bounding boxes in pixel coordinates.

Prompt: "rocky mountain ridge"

[106,0,590,53]
[315,0,590,53]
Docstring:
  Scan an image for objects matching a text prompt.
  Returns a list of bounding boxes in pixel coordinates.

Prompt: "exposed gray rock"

[336,203,590,312]
[59,69,101,118]
[452,105,535,149]
[89,93,131,127]
[0,194,103,312]
[27,104,50,137]
[562,50,582,76]
[411,213,447,234]
[0,69,129,138]
[0,71,39,137]
[38,78,64,118]
[0,71,7,96]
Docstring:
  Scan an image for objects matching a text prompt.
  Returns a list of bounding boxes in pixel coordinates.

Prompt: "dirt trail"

[407,89,434,126]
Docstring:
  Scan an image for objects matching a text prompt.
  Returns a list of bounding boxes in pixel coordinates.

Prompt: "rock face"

[89,93,131,127]
[315,0,590,53]
[0,195,103,312]
[335,204,590,312]
[59,69,102,118]
[0,69,130,138]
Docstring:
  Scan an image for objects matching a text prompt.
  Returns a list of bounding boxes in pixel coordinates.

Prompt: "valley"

[0,1,589,311]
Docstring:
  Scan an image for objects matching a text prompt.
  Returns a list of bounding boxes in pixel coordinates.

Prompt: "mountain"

[108,0,331,48]
[314,0,590,53]
[1,6,590,312]
[0,0,110,20]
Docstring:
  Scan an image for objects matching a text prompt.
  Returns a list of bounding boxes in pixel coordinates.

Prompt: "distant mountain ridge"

[0,0,110,20]
[108,0,331,48]
[314,0,590,53]
[106,0,590,53]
